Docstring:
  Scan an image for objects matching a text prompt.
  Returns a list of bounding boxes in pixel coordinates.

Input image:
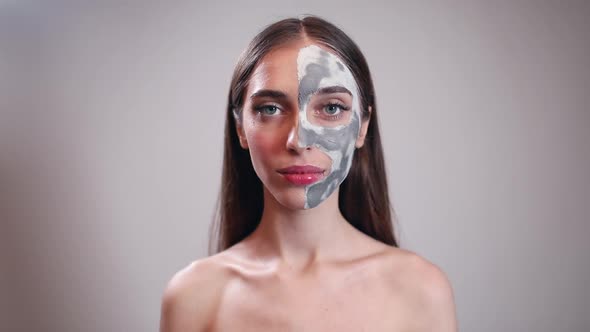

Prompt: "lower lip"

[280,172,324,185]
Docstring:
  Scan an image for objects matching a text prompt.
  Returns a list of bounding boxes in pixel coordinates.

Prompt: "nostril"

[286,117,313,151]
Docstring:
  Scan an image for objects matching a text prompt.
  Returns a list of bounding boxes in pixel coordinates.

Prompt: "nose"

[286,113,310,152]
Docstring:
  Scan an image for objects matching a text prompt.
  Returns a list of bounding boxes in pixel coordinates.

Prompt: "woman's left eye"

[324,104,343,115]
[320,103,349,118]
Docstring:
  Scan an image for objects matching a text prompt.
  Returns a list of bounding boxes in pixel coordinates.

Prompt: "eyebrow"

[250,86,352,100]
[250,89,289,100]
[315,86,352,96]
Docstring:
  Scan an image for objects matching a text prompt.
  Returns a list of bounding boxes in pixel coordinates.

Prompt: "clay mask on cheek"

[297,45,361,209]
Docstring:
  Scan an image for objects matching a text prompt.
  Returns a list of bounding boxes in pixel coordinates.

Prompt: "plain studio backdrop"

[1,1,589,331]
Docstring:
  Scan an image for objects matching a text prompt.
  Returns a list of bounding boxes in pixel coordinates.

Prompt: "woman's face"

[237,40,369,210]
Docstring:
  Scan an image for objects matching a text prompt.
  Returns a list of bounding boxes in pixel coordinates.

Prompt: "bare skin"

[160,230,457,331]
[160,39,458,331]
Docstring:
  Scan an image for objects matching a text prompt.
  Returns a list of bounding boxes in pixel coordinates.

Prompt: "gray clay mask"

[297,45,362,209]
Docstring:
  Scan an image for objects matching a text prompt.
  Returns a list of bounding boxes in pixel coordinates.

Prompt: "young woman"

[160,16,457,331]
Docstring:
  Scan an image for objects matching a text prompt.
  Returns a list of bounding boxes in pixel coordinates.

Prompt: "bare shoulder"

[381,247,458,331]
[159,254,235,332]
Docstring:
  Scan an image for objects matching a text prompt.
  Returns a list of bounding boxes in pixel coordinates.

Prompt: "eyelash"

[318,102,350,120]
[254,104,282,116]
[253,102,350,120]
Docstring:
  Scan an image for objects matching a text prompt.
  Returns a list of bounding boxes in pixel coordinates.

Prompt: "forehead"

[297,44,357,100]
[296,45,349,80]
[247,42,356,94]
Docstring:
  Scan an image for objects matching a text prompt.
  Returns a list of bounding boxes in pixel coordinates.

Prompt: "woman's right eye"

[255,105,281,116]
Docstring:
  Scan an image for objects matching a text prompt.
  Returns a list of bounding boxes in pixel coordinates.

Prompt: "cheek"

[246,127,285,163]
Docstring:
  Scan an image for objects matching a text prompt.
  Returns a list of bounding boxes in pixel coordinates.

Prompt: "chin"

[266,187,307,210]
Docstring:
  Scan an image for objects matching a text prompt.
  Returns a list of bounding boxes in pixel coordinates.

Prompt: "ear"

[234,114,249,150]
[355,106,372,148]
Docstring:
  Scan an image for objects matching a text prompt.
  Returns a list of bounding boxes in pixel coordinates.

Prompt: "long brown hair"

[208,15,398,255]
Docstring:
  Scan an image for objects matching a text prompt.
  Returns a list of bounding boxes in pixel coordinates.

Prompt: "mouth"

[276,165,325,185]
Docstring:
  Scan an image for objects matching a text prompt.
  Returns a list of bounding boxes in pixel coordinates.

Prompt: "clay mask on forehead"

[297,45,361,209]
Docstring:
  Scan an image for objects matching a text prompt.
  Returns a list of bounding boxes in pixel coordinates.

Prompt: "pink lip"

[277,165,325,185]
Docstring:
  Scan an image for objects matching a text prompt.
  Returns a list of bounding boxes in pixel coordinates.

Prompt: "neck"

[247,186,355,271]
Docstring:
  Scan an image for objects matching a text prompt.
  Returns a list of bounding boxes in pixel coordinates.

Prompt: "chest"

[209,267,415,331]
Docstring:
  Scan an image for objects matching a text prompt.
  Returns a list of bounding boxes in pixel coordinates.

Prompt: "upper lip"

[277,165,324,174]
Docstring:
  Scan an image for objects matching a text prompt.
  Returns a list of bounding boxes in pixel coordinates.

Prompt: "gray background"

[1,1,589,331]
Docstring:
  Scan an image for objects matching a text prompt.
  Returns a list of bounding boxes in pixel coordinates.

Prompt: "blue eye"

[255,105,281,115]
[314,102,351,122]
[324,104,342,115]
